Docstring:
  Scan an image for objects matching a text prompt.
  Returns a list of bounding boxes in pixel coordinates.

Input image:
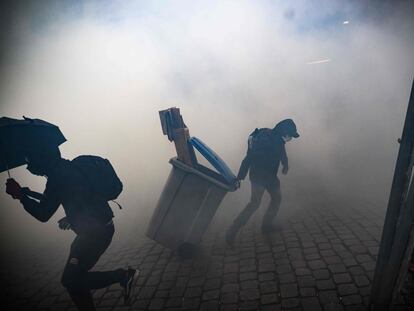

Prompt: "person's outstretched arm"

[237,153,251,180]
[281,144,289,175]
[6,178,60,223]
[21,187,45,201]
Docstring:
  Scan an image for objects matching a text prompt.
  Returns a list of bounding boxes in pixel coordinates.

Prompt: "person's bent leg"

[84,269,126,289]
[226,182,265,243]
[262,179,282,232]
[61,257,96,311]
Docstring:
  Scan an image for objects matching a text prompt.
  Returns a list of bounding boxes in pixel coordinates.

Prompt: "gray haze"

[0,0,413,259]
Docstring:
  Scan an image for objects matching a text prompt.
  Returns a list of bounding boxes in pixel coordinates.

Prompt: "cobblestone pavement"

[1,195,409,311]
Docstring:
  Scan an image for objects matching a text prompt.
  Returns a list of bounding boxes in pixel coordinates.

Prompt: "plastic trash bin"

[147,153,237,258]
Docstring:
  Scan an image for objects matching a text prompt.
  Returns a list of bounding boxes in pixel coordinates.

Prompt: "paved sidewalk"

[1,196,409,311]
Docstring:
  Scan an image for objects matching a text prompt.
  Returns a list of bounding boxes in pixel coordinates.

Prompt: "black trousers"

[61,223,124,311]
[231,178,282,231]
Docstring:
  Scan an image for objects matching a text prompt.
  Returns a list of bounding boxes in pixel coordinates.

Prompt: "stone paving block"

[324,302,345,311]
[204,278,221,290]
[308,260,327,270]
[275,258,291,266]
[299,287,316,297]
[259,263,276,273]
[100,296,121,307]
[343,258,358,267]
[154,290,169,298]
[319,290,340,305]
[260,281,278,294]
[202,289,220,300]
[184,286,202,298]
[361,261,376,271]
[328,264,347,274]
[261,293,279,305]
[348,266,365,276]
[240,288,260,301]
[333,273,353,284]
[295,268,312,276]
[342,294,363,306]
[169,286,185,297]
[298,276,316,288]
[132,299,150,309]
[358,286,372,296]
[239,300,260,310]
[338,283,359,296]
[277,264,292,274]
[279,272,297,283]
[316,279,336,290]
[325,256,343,264]
[292,260,307,268]
[221,283,239,293]
[280,283,299,298]
[258,272,274,281]
[354,275,370,287]
[182,297,200,309]
[165,297,183,308]
[220,303,238,311]
[240,271,257,281]
[200,300,220,311]
[259,257,274,265]
[241,280,259,290]
[223,263,239,274]
[313,269,330,280]
[222,273,238,284]
[281,297,300,309]
[148,298,165,310]
[175,276,189,287]
[220,292,238,304]
[355,255,372,263]
[301,297,322,311]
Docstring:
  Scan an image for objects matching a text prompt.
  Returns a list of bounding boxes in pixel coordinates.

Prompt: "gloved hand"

[58,217,71,230]
[235,178,242,189]
[282,165,289,175]
[6,178,23,200]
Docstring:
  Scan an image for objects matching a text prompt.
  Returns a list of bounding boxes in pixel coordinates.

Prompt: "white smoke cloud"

[0,0,413,256]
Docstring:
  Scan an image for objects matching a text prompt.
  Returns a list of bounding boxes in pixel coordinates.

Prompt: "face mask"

[282,135,292,142]
[25,157,47,176]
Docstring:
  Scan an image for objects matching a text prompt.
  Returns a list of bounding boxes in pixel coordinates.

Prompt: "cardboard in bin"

[147,140,237,255]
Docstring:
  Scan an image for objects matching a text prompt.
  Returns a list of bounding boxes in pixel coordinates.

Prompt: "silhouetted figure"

[226,119,299,245]
[5,146,138,311]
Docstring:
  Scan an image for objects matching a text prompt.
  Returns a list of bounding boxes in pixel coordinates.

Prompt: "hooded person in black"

[5,146,138,311]
[225,119,299,245]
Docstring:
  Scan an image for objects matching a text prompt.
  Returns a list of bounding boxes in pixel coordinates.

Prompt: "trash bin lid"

[189,137,237,185]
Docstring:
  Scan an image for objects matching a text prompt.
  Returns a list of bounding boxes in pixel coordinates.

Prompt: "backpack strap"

[110,200,123,210]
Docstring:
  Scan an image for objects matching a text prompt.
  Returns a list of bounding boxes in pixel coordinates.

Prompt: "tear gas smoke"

[0,0,413,260]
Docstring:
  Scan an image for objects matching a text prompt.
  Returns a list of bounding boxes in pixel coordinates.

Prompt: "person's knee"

[249,197,262,208]
[61,257,83,290]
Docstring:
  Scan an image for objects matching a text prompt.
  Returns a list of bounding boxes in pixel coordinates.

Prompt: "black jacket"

[20,158,114,235]
[237,130,288,184]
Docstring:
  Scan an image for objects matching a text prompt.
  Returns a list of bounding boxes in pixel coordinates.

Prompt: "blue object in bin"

[189,137,237,185]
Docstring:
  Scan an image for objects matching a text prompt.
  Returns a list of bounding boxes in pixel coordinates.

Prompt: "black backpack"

[72,155,123,202]
[248,128,277,159]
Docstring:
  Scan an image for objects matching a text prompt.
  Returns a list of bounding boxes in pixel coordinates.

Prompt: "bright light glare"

[306,59,331,65]
[343,20,350,24]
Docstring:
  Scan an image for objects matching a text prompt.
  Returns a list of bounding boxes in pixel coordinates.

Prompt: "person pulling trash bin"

[225,119,300,245]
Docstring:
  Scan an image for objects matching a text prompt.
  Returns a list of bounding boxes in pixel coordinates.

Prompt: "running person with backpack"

[225,119,299,245]
[5,146,138,311]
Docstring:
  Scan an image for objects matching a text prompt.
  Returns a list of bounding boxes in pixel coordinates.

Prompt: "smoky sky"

[0,0,413,258]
